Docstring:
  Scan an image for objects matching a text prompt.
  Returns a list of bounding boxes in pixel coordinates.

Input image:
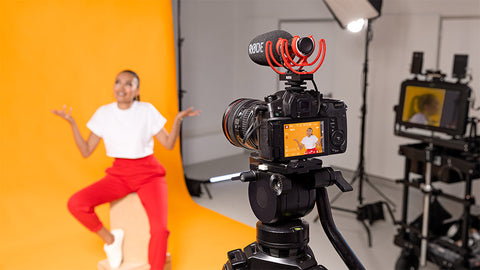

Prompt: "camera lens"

[222,98,263,151]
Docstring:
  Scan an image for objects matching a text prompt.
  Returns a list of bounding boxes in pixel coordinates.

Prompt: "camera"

[222,72,347,163]
[222,30,364,270]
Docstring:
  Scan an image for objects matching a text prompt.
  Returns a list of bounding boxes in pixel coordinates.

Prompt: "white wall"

[178,0,480,182]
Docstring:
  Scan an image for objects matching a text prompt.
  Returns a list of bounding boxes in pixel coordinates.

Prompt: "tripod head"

[240,156,352,224]
[223,155,365,270]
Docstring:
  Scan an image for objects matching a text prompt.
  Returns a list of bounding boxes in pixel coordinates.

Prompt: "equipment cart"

[394,140,480,269]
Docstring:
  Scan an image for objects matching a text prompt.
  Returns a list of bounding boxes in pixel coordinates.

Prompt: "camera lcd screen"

[396,80,470,136]
[284,121,324,158]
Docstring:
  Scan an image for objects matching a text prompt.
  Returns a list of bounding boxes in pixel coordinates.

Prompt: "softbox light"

[323,0,382,32]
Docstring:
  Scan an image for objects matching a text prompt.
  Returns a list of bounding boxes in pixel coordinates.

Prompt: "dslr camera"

[222,31,347,163]
[222,30,363,270]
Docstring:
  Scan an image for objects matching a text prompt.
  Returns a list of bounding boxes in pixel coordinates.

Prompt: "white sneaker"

[104,229,124,269]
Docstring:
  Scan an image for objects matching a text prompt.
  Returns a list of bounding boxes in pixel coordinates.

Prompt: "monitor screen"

[396,79,470,136]
[283,121,324,158]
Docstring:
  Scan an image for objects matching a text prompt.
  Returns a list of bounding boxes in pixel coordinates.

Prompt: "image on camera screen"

[284,121,325,158]
[401,85,461,130]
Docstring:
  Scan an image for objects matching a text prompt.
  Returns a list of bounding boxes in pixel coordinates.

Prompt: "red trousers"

[67,155,169,270]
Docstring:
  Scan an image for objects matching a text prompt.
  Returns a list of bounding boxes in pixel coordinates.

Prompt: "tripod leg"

[359,219,372,247]
[363,177,397,209]
[202,182,213,199]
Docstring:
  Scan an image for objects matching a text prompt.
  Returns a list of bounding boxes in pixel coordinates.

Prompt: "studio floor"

[185,152,439,270]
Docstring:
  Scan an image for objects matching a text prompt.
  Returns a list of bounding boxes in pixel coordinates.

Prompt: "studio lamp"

[323,0,382,32]
[320,0,393,248]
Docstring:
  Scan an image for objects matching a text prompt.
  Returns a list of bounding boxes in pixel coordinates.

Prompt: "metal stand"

[201,180,213,199]
[420,143,433,266]
[176,0,214,200]
[394,142,479,269]
[339,20,396,207]
[315,20,396,247]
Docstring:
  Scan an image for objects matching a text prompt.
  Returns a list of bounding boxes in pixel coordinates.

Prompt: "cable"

[469,117,477,139]
[470,89,480,111]
[311,78,319,93]
[242,120,260,145]
[310,78,322,115]
[242,106,264,145]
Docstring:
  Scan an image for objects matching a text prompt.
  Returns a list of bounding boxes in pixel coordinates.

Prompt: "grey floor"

[185,152,439,270]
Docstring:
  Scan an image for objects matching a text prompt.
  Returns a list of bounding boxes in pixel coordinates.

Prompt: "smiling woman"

[51,69,199,269]
[0,1,184,268]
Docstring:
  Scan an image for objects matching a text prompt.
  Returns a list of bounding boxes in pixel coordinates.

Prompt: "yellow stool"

[97,193,171,270]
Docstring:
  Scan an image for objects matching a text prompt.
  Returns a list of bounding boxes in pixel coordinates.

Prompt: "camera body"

[258,92,347,162]
[223,73,347,163]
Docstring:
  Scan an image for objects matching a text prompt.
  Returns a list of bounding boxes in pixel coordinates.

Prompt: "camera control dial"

[331,130,345,147]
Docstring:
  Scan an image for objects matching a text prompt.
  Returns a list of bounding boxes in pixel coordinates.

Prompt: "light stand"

[315,20,396,247]
[176,0,213,198]
[332,20,396,208]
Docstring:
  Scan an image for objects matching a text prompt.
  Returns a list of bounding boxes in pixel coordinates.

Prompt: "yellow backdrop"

[0,1,254,269]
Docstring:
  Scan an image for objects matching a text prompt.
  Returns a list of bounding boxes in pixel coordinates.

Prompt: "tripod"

[223,157,365,270]
[318,20,396,247]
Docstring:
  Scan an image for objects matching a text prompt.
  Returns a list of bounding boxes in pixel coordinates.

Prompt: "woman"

[293,127,321,154]
[409,94,440,125]
[52,70,199,269]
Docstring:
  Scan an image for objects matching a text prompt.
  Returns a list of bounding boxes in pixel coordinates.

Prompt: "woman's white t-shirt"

[409,112,428,125]
[87,101,167,159]
[301,135,319,149]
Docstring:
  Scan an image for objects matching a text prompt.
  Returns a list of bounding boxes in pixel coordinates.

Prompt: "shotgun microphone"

[248,30,314,66]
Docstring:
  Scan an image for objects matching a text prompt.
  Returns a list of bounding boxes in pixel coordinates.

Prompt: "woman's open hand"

[51,105,75,124]
[177,107,200,121]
